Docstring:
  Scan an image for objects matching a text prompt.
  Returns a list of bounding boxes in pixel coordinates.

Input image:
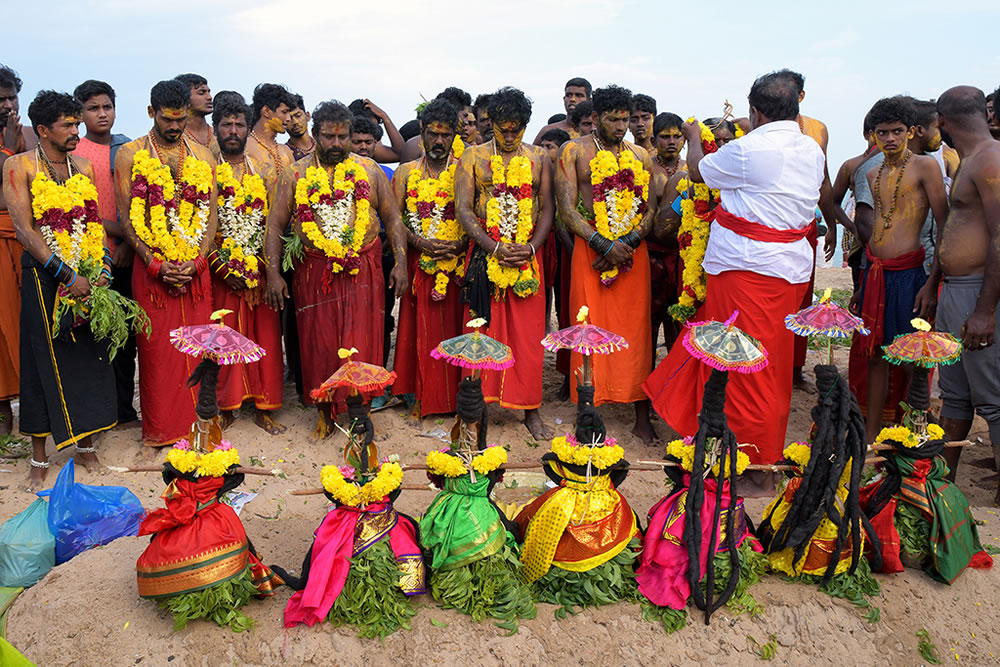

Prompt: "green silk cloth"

[897,456,988,584]
[421,474,508,571]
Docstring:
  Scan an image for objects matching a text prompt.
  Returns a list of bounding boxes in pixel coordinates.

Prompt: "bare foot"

[556,377,570,402]
[312,410,333,440]
[23,465,48,493]
[137,445,161,464]
[793,368,816,394]
[631,420,660,445]
[75,450,105,474]
[523,410,553,441]
[220,411,236,430]
[254,411,287,435]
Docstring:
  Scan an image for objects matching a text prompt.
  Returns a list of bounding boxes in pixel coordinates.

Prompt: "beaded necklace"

[148,131,188,180]
[35,145,75,184]
[872,149,913,244]
[250,131,284,171]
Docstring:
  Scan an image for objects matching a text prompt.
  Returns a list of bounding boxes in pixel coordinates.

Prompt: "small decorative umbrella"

[683,310,768,375]
[883,318,962,431]
[542,305,628,387]
[431,318,514,379]
[784,288,869,365]
[309,348,396,474]
[169,309,264,451]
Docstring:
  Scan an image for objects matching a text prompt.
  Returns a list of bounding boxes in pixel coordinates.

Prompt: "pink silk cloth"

[283,500,423,628]
[636,475,761,609]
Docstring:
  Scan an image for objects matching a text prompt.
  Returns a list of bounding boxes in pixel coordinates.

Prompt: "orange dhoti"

[133,262,214,446]
[465,257,545,410]
[392,249,462,416]
[569,238,651,405]
[294,240,384,416]
[643,270,808,464]
[211,275,283,412]
[0,211,21,400]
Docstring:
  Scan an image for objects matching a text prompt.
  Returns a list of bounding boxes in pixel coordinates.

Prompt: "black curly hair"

[592,85,633,115]
[420,97,459,132]
[487,87,532,127]
[149,79,189,111]
[869,95,916,129]
[27,90,82,135]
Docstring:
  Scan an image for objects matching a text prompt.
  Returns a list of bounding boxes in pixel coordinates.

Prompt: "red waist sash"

[712,207,815,244]
[861,246,926,355]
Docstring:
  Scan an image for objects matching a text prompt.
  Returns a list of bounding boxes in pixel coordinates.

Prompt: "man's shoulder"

[188,142,216,165]
[522,143,548,161]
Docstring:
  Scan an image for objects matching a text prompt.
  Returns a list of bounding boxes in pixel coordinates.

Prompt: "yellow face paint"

[159,107,187,120]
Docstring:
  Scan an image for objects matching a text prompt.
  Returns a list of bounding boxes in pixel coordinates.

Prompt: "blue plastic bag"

[0,498,55,587]
[37,459,145,564]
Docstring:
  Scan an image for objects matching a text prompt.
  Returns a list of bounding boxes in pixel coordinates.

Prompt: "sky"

[5,0,1000,182]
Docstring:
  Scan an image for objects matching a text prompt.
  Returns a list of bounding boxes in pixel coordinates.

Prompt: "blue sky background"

[5,0,998,191]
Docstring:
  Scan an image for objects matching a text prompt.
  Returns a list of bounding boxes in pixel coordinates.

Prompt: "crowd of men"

[0,64,997,501]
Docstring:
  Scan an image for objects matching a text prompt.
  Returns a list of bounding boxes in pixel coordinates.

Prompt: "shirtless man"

[0,65,36,436]
[832,111,876,290]
[473,93,492,145]
[246,83,295,174]
[932,86,1000,498]
[848,95,947,443]
[263,100,407,438]
[570,100,595,137]
[400,87,474,162]
[648,112,686,360]
[348,98,405,163]
[175,73,215,152]
[285,94,314,162]
[555,85,659,443]
[454,87,554,440]
[533,77,591,144]
[628,94,656,153]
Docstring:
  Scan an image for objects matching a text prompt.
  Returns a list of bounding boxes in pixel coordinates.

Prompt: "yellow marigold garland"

[294,158,371,277]
[667,437,749,477]
[216,162,268,289]
[425,445,508,477]
[30,172,105,274]
[783,442,812,468]
[320,461,403,507]
[164,439,240,478]
[669,119,720,323]
[405,160,465,300]
[926,423,944,440]
[589,149,650,287]
[550,434,624,469]
[485,154,538,297]
[875,425,921,449]
[129,149,212,262]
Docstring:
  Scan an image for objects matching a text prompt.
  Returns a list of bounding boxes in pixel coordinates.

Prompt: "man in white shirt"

[644,71,824,492]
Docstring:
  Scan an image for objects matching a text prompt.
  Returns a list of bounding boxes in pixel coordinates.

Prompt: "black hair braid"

[574,385,607,445]
[456,377,488,450]
[187,359,220,421]
[683,369,740,623]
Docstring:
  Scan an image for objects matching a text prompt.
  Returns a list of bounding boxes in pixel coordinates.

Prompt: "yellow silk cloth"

[762,465,859,576]
[517,461,637,582]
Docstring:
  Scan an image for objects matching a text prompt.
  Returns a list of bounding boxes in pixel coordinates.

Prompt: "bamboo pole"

[122,465,276,476]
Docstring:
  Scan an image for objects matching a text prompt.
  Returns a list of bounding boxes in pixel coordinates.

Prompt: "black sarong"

[19,252,116,449]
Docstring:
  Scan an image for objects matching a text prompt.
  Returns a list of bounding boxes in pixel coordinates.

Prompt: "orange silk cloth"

[293,240,384,416]
[644,270,808,464]
[0,211,20,400]
[569,238,651,405]
[463,255,545,410]
[392,249,462,416]
[211,274,283,412]
[133,262,214,446]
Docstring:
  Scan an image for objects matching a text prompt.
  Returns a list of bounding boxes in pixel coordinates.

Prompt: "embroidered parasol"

[170,309,265,365]
[683,310,767,374]
[542,305,627,388]
[785,288,869,365]
[883,318,961,369]
[431,318,514,377]
[309,348,397,402]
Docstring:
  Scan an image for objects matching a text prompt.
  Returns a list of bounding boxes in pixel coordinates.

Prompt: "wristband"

[587,232,613,256]
[195,255,209,274]
[529,244,536,258]
[490,241,501,257]
[67,271,77,287]
[43,253,55,270]
[47,258,65,280]
[620,230,641,249]
[147,257,163,279]
[0,148,13,157]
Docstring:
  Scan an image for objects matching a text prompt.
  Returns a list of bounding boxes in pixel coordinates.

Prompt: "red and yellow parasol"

[541,305,628,386]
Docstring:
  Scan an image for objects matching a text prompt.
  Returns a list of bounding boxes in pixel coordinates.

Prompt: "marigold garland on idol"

[420,332,535,632]
[636,310,765,631]
[135,310,280,632]
[859,319,992,583]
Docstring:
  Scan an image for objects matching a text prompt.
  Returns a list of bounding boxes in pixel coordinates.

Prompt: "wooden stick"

[290,484,435,496]
[868,440,972,452]
[123,465,276,476]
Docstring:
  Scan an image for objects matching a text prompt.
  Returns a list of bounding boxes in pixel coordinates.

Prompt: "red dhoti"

[465,258,545,410]
[134,262,214,446]
[643,270,808,464]
[211,275,283,412]
[569,238,652,405]
[792,223,819,369]
[294,240,384,416]
[392,249,462,416]
[0,212,21,400]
